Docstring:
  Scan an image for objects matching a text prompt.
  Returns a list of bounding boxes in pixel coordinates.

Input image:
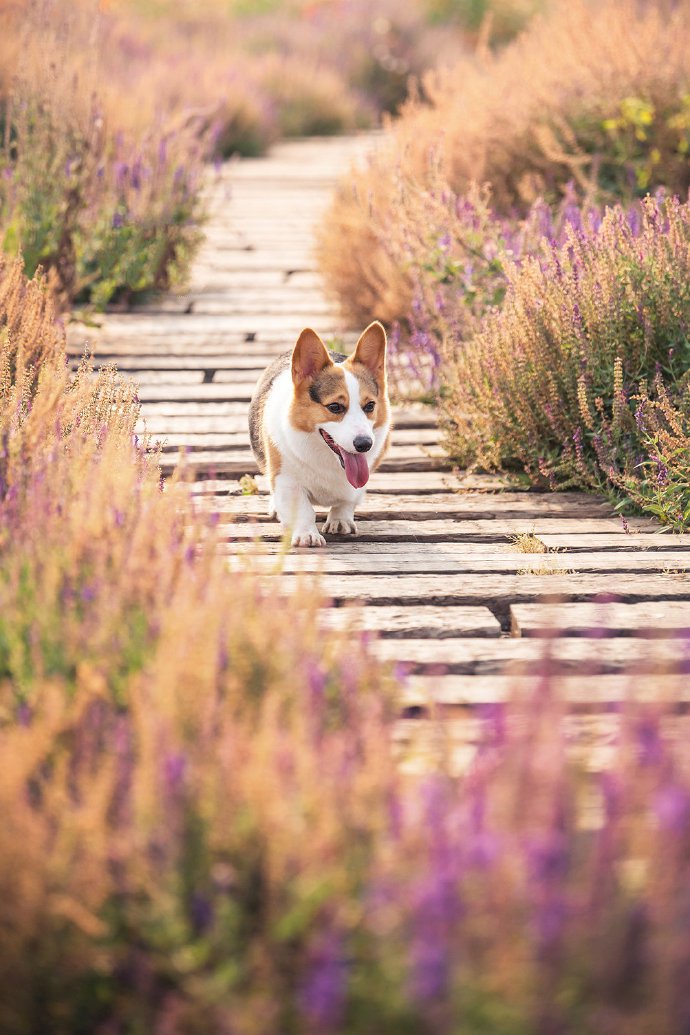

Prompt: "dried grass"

[318,0,690,326]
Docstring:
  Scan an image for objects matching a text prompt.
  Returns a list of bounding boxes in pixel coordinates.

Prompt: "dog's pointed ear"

[292,328,332,384]
[348,321,387,378]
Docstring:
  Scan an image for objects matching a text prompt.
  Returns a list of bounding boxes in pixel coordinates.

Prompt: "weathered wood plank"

[70,353,273,369]
[219,490,615,520]
[511,601,690,637]
[372,637,690,672]
[138,405,440,432]
[539,533,690,551]
[153,428,441,450]
[400,672,688,708]
[224,550,690,575]
[160,450,450,474]
[224,541,525,557]
[283,572,690,606]
[216,516,655,541]
[139,385,255,402]
[84,313,342,337]
[319,605,501,638]
[190,471,521,494]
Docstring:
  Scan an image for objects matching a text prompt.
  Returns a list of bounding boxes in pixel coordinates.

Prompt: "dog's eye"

[363,401,376,414]
[326,402,344,415]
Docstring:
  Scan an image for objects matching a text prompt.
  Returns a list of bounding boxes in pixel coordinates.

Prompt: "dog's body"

[248,322,390,547]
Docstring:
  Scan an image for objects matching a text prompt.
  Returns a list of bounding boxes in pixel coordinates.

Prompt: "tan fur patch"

[371,428,392,471]
[290,365,349,431]
[265,433,282,486]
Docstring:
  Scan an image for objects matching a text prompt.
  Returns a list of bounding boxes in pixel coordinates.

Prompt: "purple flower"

[635,714,663,766]
[410,935,449,1002]
[654,785,690,832]
[164,751,187,792]
[191,891,213,934]
[299,931,348,1030]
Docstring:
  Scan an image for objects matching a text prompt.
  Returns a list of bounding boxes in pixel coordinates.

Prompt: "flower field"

[3,0,690,1030]
[0,0,489,309]
[318,0,690,527]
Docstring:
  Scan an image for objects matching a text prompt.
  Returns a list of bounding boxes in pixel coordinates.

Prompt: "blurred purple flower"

[654,784,690,831]
[299,930,348,1031]
[164,751,187,792]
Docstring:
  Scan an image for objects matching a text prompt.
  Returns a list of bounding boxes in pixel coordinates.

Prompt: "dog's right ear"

[291,328,332,384]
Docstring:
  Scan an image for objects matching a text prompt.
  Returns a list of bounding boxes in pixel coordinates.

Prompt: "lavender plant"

[0,3,207,309]
[442,194,690,526]
[379,174,608,393]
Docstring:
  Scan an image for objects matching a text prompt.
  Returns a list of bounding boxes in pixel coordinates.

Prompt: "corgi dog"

[248,321,390,547]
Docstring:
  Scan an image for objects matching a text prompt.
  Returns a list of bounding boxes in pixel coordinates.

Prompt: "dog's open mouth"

[319,429,369,489]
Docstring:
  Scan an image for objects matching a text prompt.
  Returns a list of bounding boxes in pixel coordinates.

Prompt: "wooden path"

[70,135,690,747]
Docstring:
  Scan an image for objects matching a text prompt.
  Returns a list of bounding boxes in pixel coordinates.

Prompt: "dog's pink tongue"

[342,450,369,488]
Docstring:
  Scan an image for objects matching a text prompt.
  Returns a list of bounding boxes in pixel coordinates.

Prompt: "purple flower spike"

[299,931,348,1031]
[654,785,690,832]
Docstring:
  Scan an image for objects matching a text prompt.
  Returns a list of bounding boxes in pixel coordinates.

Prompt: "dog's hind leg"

[264,432,281,521]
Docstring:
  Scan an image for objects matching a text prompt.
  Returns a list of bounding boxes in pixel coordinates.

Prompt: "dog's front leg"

[323,501,357,535]
[273,473,325,548]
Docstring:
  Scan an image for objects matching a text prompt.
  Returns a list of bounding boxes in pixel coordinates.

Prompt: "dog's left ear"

[292,328,333,384]
[348,321,387,378]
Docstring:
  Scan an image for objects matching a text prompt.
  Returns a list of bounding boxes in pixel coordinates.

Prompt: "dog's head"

[289,321,388,488]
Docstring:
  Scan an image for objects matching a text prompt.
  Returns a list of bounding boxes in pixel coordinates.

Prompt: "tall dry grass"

[318,0,690,327]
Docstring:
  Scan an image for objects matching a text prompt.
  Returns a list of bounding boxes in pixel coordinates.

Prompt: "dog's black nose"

[353,435,373,453]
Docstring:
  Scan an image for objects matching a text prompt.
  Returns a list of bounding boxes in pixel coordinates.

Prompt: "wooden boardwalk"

[70,135,690,733]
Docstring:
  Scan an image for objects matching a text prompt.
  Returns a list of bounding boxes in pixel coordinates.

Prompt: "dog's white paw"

[291,528,326,548]
[322,516,357,535]
[267,495,277,520]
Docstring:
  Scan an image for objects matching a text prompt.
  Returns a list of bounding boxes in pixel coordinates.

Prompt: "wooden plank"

[188,471,511,494]
[160,450,450,474]
[282,572,690,606]
[318,605,501,638]
[88,314,338,337]
[140,415,251,434]
[140,402,250,417]
[223,550,690,575]
[216,517,655,541]
[372,637,690,672]
[223,541,521,557]
[153,428,441,450]
[511,601,690,637]
[184,300,340,318]
[70,353,274,369]
[219,490,615,520]
[540,533,690,551]
[400,673,688,708]
[140,414,439,438]
[139,385,255,402]
[70,337,291,356]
